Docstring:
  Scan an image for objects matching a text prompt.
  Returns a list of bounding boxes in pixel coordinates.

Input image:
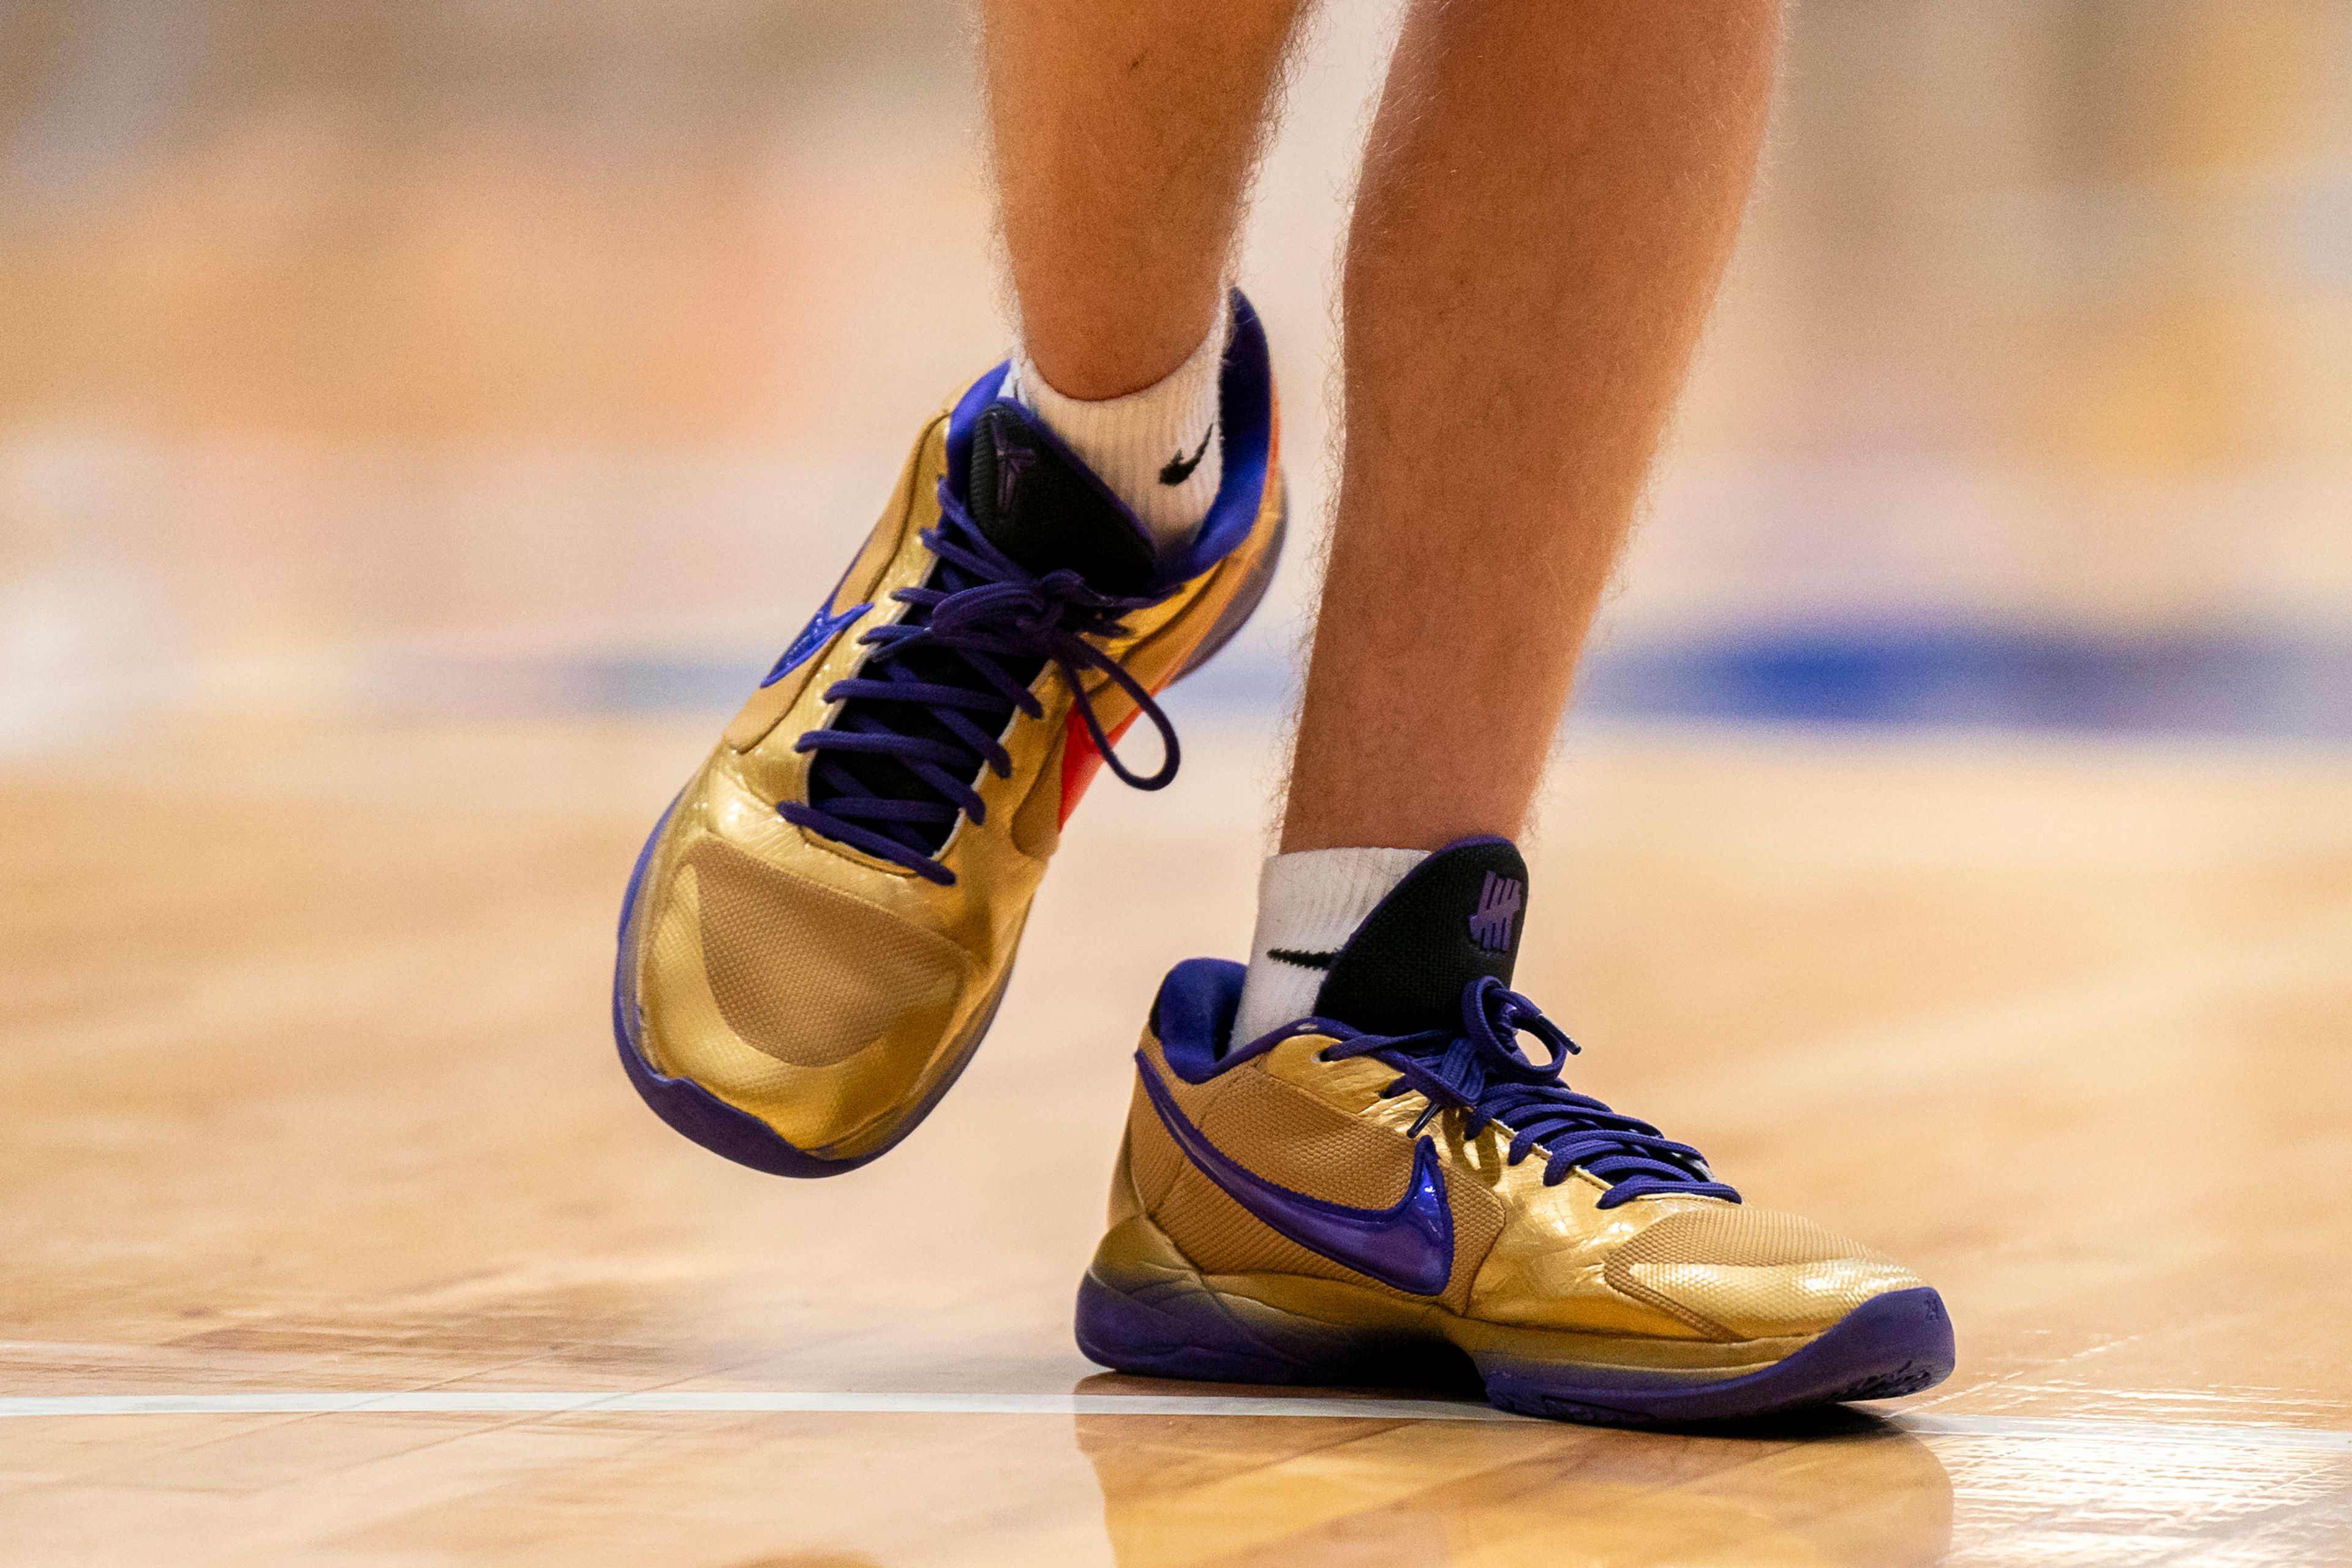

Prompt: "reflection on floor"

[1076,1400,1956,1567]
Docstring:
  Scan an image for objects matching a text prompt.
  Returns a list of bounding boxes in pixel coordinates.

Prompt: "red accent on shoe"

[1058,705,1144,827]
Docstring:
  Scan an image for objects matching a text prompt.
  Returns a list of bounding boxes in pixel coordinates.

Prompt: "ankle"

[1005,296,1230,551]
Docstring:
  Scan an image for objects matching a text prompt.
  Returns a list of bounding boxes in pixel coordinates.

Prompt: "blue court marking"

[375,623,2352,742]
[1576,625,2352,741]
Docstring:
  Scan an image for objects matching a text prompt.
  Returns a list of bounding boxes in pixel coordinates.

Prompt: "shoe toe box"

[1604,1204,1928,1342]
[633,837,976,1152]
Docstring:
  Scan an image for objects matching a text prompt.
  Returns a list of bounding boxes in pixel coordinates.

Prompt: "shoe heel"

[1169,478,1288,685]
[1074,1272,1325,1385]
[1074,1215,1389,1386]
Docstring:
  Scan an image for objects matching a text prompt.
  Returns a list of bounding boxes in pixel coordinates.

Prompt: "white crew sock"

[1231,846,1430,1047]
[1001,298,1228,552]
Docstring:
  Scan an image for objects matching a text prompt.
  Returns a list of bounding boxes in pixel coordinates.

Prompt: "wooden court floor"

[2,715,2349,1565]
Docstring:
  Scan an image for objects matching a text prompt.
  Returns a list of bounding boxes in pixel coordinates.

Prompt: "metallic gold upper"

[620,376,1284,1163]
[1115,1024,1928,1348]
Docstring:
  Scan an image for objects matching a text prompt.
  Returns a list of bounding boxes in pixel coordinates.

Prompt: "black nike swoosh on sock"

[1266,948,1336,971]
[1159,421,1216,486]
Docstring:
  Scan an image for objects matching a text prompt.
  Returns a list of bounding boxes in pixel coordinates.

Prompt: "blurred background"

[5,9,2351,1561]
[4,0,2348,755]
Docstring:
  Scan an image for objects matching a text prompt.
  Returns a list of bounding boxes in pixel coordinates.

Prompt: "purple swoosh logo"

[761,589,870,688]
[1135,1052,1453,1297]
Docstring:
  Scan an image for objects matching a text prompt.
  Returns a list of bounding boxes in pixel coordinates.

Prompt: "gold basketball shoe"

[615,296,1286,1176]
[1077,838,1955,1424]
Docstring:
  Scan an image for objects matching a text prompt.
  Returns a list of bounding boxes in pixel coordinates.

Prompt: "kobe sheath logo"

[1135,1053,1453,1296]
[1468,871,1523,953]
[992,421,1038,516]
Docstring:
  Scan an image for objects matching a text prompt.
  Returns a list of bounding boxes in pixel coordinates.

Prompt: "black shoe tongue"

[1313,839,1529,1035]
[966,401,1159,596]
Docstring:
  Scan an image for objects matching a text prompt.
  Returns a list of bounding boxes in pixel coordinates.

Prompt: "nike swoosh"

[1266,948,1335,971]
[1158,422,1215,486]
[1135,1052,1453,1296]
[760,592,870,687]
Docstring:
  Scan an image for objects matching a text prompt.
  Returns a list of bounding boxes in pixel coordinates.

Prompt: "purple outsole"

[1075,1273,1415,1387]
[1075,1273,1956,1428]
[1478,1287,1956,1427]
[609,489,1285,1180]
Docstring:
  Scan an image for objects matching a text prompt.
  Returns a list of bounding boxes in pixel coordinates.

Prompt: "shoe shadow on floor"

[1070,1371,1953,1567]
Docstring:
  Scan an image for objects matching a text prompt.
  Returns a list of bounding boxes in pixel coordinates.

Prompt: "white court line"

[0,1392,1515,1423]
[1896,1413,2352,1455]
[0,1392,2348,1451]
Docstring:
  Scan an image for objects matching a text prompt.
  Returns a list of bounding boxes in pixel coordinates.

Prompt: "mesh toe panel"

[687,839,965,1068]
[1604,1205,1920,1340]
[1612,1207,1883,1272]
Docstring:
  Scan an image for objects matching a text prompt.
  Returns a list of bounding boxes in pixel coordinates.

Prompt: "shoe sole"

[611,488,1289,1178]
[1073,1219,1956,1428]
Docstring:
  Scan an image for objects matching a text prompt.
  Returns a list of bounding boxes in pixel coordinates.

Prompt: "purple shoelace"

[778,477,1178,886]
[1319,975,1740,1208]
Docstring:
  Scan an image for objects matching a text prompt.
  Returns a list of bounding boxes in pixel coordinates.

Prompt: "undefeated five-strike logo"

[1467,871,1523,953]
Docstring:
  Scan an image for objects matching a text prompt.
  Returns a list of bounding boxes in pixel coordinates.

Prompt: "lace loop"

[1322,976,1739,1210]
[779,478,1177,886]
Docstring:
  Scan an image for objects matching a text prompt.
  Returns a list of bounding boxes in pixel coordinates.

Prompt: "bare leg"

[981,0,1311,400]
[1281,0,1780,853]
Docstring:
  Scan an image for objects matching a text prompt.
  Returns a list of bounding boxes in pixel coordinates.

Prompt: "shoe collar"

[944,288,1276,594]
